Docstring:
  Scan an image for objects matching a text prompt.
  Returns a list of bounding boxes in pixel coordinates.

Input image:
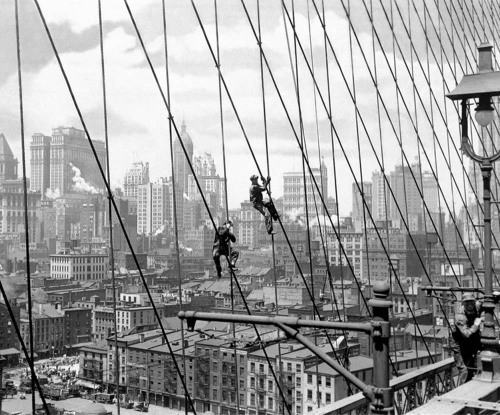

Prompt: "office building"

[30,126,106,197]
[123,162,150,198]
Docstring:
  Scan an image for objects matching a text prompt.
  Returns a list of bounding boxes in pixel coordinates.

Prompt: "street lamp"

[447,42,500,381]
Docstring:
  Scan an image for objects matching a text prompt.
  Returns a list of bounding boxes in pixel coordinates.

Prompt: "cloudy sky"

[0,0,494,215]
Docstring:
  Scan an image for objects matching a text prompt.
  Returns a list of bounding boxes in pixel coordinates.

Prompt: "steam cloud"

[178,242,193,253]
[45,188,61,199]
[308,214,339,229]
[286,208,305,226]
[70,163,99,194]
[154,224,166,236]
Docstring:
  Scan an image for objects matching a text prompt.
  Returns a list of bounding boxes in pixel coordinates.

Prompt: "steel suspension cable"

[15,1,46,411]
[97,3,121,411]
[241,0,436,375]
[287,0,327,404]
[255,1,286,412]
[0,282,51,413]
[117,4,297,410]
[213,1,241,411]
[191,2,354,387]
[33,1,197,411]
[395,0,500,284]
[349,0,489,289]
[284,0,456,345]
[160,1,189,412]
[410,0,496,284]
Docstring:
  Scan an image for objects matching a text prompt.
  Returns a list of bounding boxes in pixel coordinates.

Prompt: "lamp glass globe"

[475,109,494,127]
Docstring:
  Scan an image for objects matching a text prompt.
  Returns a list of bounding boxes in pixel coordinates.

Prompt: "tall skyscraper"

[187,152,226,216]
[30,133,51,195]
[388,163,422,224]
[371,170,387,221]
[30,126,106,197]
[0,134,41,239]
[351,181,372,223]
[282,162,328,217]
[137,179,171,236]
[123,162,149,198]
[173,121,193,235]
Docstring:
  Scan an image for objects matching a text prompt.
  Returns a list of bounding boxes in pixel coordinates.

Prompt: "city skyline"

[0,0,475,216]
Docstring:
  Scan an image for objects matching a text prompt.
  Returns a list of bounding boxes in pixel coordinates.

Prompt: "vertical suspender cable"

[160,1,189,412]
[404,0,421,369]
[255,1,285,412]
[14,1,43,412]
[97,2,121,411]
[34,1,198,410]
[213,1,241,412]
[288,0,322,405]
[347,0,372,318]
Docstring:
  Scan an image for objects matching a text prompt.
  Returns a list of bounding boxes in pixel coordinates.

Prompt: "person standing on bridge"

[450,292,482,385]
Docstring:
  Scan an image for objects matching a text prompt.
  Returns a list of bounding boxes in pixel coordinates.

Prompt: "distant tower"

[30,133,51,195]
[0,134,41,239]
[137,179,170,235]
[173,121,194,235]
[0,133,18,182]
[31,126,107,197]
[123,162,149,198]
[371,170,387,221]
[352,181,372,222]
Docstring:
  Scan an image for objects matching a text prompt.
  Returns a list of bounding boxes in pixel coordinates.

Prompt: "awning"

[75,379,99,389]
[0,348,20,356]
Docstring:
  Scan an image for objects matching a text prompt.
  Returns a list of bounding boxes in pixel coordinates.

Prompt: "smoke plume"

[70,163,100,194]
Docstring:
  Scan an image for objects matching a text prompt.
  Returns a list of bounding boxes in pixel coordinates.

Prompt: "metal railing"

[311,358,455,415]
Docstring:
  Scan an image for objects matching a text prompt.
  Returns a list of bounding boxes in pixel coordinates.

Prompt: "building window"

[307,374,313,384]
[307,390,312,400]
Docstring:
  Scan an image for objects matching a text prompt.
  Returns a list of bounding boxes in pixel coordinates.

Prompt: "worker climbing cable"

[212,220,239,278]
[249,174,278,234]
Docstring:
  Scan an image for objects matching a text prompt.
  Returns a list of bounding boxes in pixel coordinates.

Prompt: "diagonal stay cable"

[32,1,197,411]
[160,1,189,412]
[190,0,350,390]
[97,2,121,412]
[15,1,50,411]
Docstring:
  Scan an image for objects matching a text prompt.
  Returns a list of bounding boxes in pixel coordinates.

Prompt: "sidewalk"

[1,393,195,415]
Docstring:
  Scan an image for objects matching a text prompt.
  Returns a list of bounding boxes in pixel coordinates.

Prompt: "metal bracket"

[371,321,390,339]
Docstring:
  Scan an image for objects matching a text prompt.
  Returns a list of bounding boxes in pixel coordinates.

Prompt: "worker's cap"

[250,174,259,180]
[224,219,233,226]
[462,293,475,303]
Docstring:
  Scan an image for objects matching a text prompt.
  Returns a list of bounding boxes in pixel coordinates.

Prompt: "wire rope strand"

[240,0,409,380]
[33,1,198,410]
[255,0,286,412]
[97,2,121,411]
[282,0,451,357]
[213,1,241,411]
[160,1,189,413]
[0,281,51,413]
[15,1,41,411]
